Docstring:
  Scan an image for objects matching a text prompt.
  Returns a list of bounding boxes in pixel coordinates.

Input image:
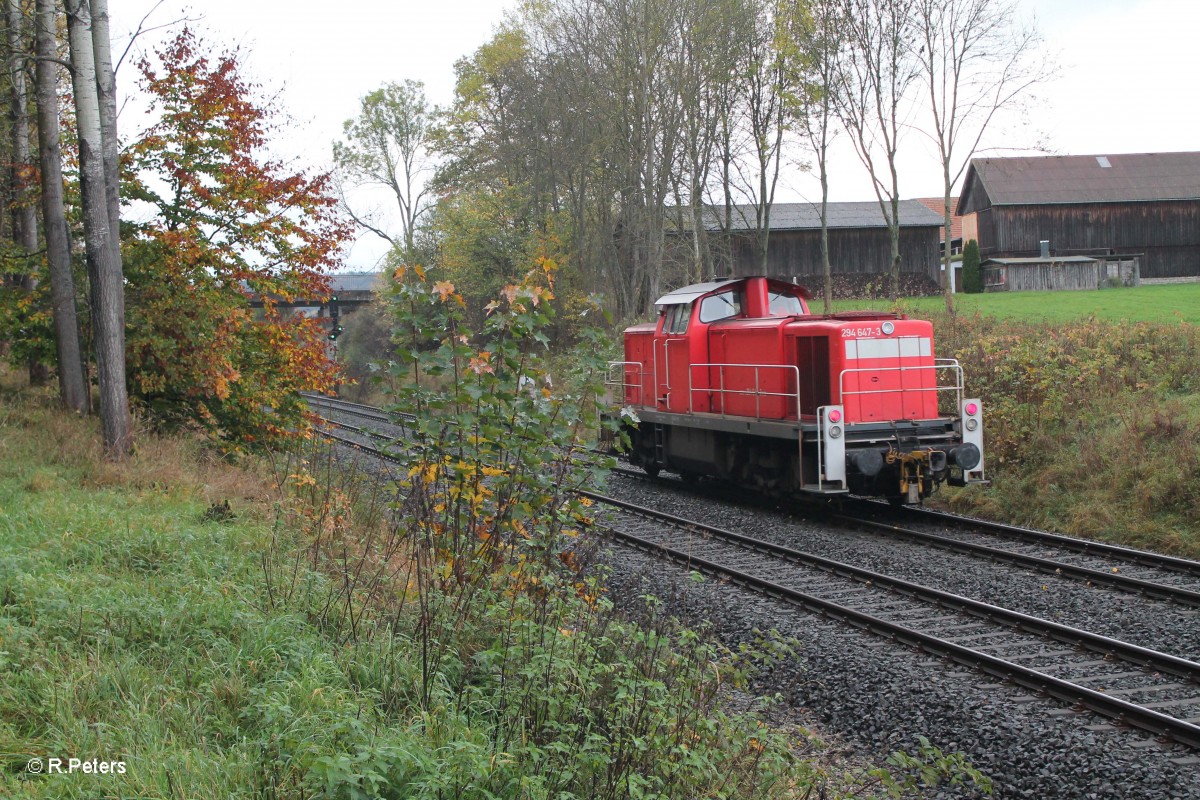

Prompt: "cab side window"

[698,291,742,323]
[768,290,805,316]
[662,302,691,334]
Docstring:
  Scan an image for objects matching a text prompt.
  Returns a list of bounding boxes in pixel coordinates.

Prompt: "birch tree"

[915,0,1050,313]
[35,0,87,412]
[66,0,131,456]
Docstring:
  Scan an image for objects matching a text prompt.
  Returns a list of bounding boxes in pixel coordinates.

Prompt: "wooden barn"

[684,201,944,288]
[956,152,1200,280]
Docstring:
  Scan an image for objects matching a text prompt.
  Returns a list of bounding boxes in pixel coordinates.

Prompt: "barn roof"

[913,196,963,242]
[957,152,1200,214]
[699,200,944,232]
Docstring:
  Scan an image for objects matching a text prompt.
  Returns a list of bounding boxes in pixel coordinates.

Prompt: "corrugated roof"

[958,152,1200,213]
[984,256,1097,265]
[699,200,944,232]
[330,272,385,292]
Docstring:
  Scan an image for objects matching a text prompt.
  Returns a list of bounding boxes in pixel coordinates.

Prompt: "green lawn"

[831,283,1200,324]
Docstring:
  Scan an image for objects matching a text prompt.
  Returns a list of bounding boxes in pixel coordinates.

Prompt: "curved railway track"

[303,399,1200,750]
[589,491,1200,750]
[613,466,1200,609]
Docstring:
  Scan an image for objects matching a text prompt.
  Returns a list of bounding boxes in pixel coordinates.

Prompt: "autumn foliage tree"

[125,29,352,445]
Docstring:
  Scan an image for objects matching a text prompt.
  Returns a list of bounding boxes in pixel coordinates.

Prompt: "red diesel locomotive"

[608,276,986,504]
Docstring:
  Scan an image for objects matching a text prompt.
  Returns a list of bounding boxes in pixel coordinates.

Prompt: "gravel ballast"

[600,472,1200,799]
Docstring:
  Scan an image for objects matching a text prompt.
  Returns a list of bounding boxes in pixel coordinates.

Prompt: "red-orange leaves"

[125,29,352,447]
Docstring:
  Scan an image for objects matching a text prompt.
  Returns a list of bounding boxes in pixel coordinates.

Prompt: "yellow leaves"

[433,280,456,301]
[469,351,495,375]
[393,264,427,282]
[528,285,553,307]
[288,471,317,489]
[407,461,441,483]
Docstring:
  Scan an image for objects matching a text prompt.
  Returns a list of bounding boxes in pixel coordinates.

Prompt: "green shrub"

[962,240,983,294]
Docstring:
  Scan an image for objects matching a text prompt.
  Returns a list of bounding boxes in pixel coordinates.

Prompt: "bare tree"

[66,0,131,456]
[334,80,432,255]
[35,0,87,412]
[736,0,794,276]
[673,0,741,283]
[915,0,1050,313]
[836,0,921,299]
[786,0,845,312]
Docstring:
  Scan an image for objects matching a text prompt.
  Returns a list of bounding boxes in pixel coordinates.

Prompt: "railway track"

[614,465,1200,609]
[300,392,415,425]
[303,399,1200,750]
[885,502,1200,580]
[589,491,1200,750]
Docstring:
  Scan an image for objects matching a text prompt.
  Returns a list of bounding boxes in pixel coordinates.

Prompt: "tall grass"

[931,312,1200,555]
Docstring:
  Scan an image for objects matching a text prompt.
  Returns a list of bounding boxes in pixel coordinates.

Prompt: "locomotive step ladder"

[653,423,666,465]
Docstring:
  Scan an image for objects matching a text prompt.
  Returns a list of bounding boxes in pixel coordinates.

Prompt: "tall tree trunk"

[89,0,119,239]
[66,0,130,456]
[819,162,833,314]
[36,0,87,413]
[942,161,956,314]
[8,0,48,384]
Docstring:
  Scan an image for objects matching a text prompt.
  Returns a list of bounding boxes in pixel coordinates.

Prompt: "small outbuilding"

[981,255,1139,292]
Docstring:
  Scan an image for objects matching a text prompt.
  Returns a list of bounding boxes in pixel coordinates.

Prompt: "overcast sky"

[110,0,1200,270]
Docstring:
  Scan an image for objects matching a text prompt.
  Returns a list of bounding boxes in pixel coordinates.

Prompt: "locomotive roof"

[654,276,810,308]
[654,278,739,307]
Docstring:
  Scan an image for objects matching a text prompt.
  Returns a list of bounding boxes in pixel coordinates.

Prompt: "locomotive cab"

[608,276,986,504]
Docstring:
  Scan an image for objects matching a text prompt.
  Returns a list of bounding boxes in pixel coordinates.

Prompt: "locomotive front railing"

[686,363,801,420]
[837,359,965,416]
[606,361,646,407]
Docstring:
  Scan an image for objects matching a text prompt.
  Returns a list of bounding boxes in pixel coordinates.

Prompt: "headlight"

[965,419,978,432]
[829,425,842,439]
[881,321,895,335]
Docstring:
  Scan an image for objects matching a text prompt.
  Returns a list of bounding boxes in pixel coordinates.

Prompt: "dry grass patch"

[0,365,276,518]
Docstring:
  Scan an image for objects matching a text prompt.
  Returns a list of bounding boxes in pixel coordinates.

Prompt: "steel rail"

[830,511,1200,608]
[587,491,1200,750]
[882,503,1200,578]
[300,392,414,423]
[584,491,1200,681]
[315,428,405,464]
